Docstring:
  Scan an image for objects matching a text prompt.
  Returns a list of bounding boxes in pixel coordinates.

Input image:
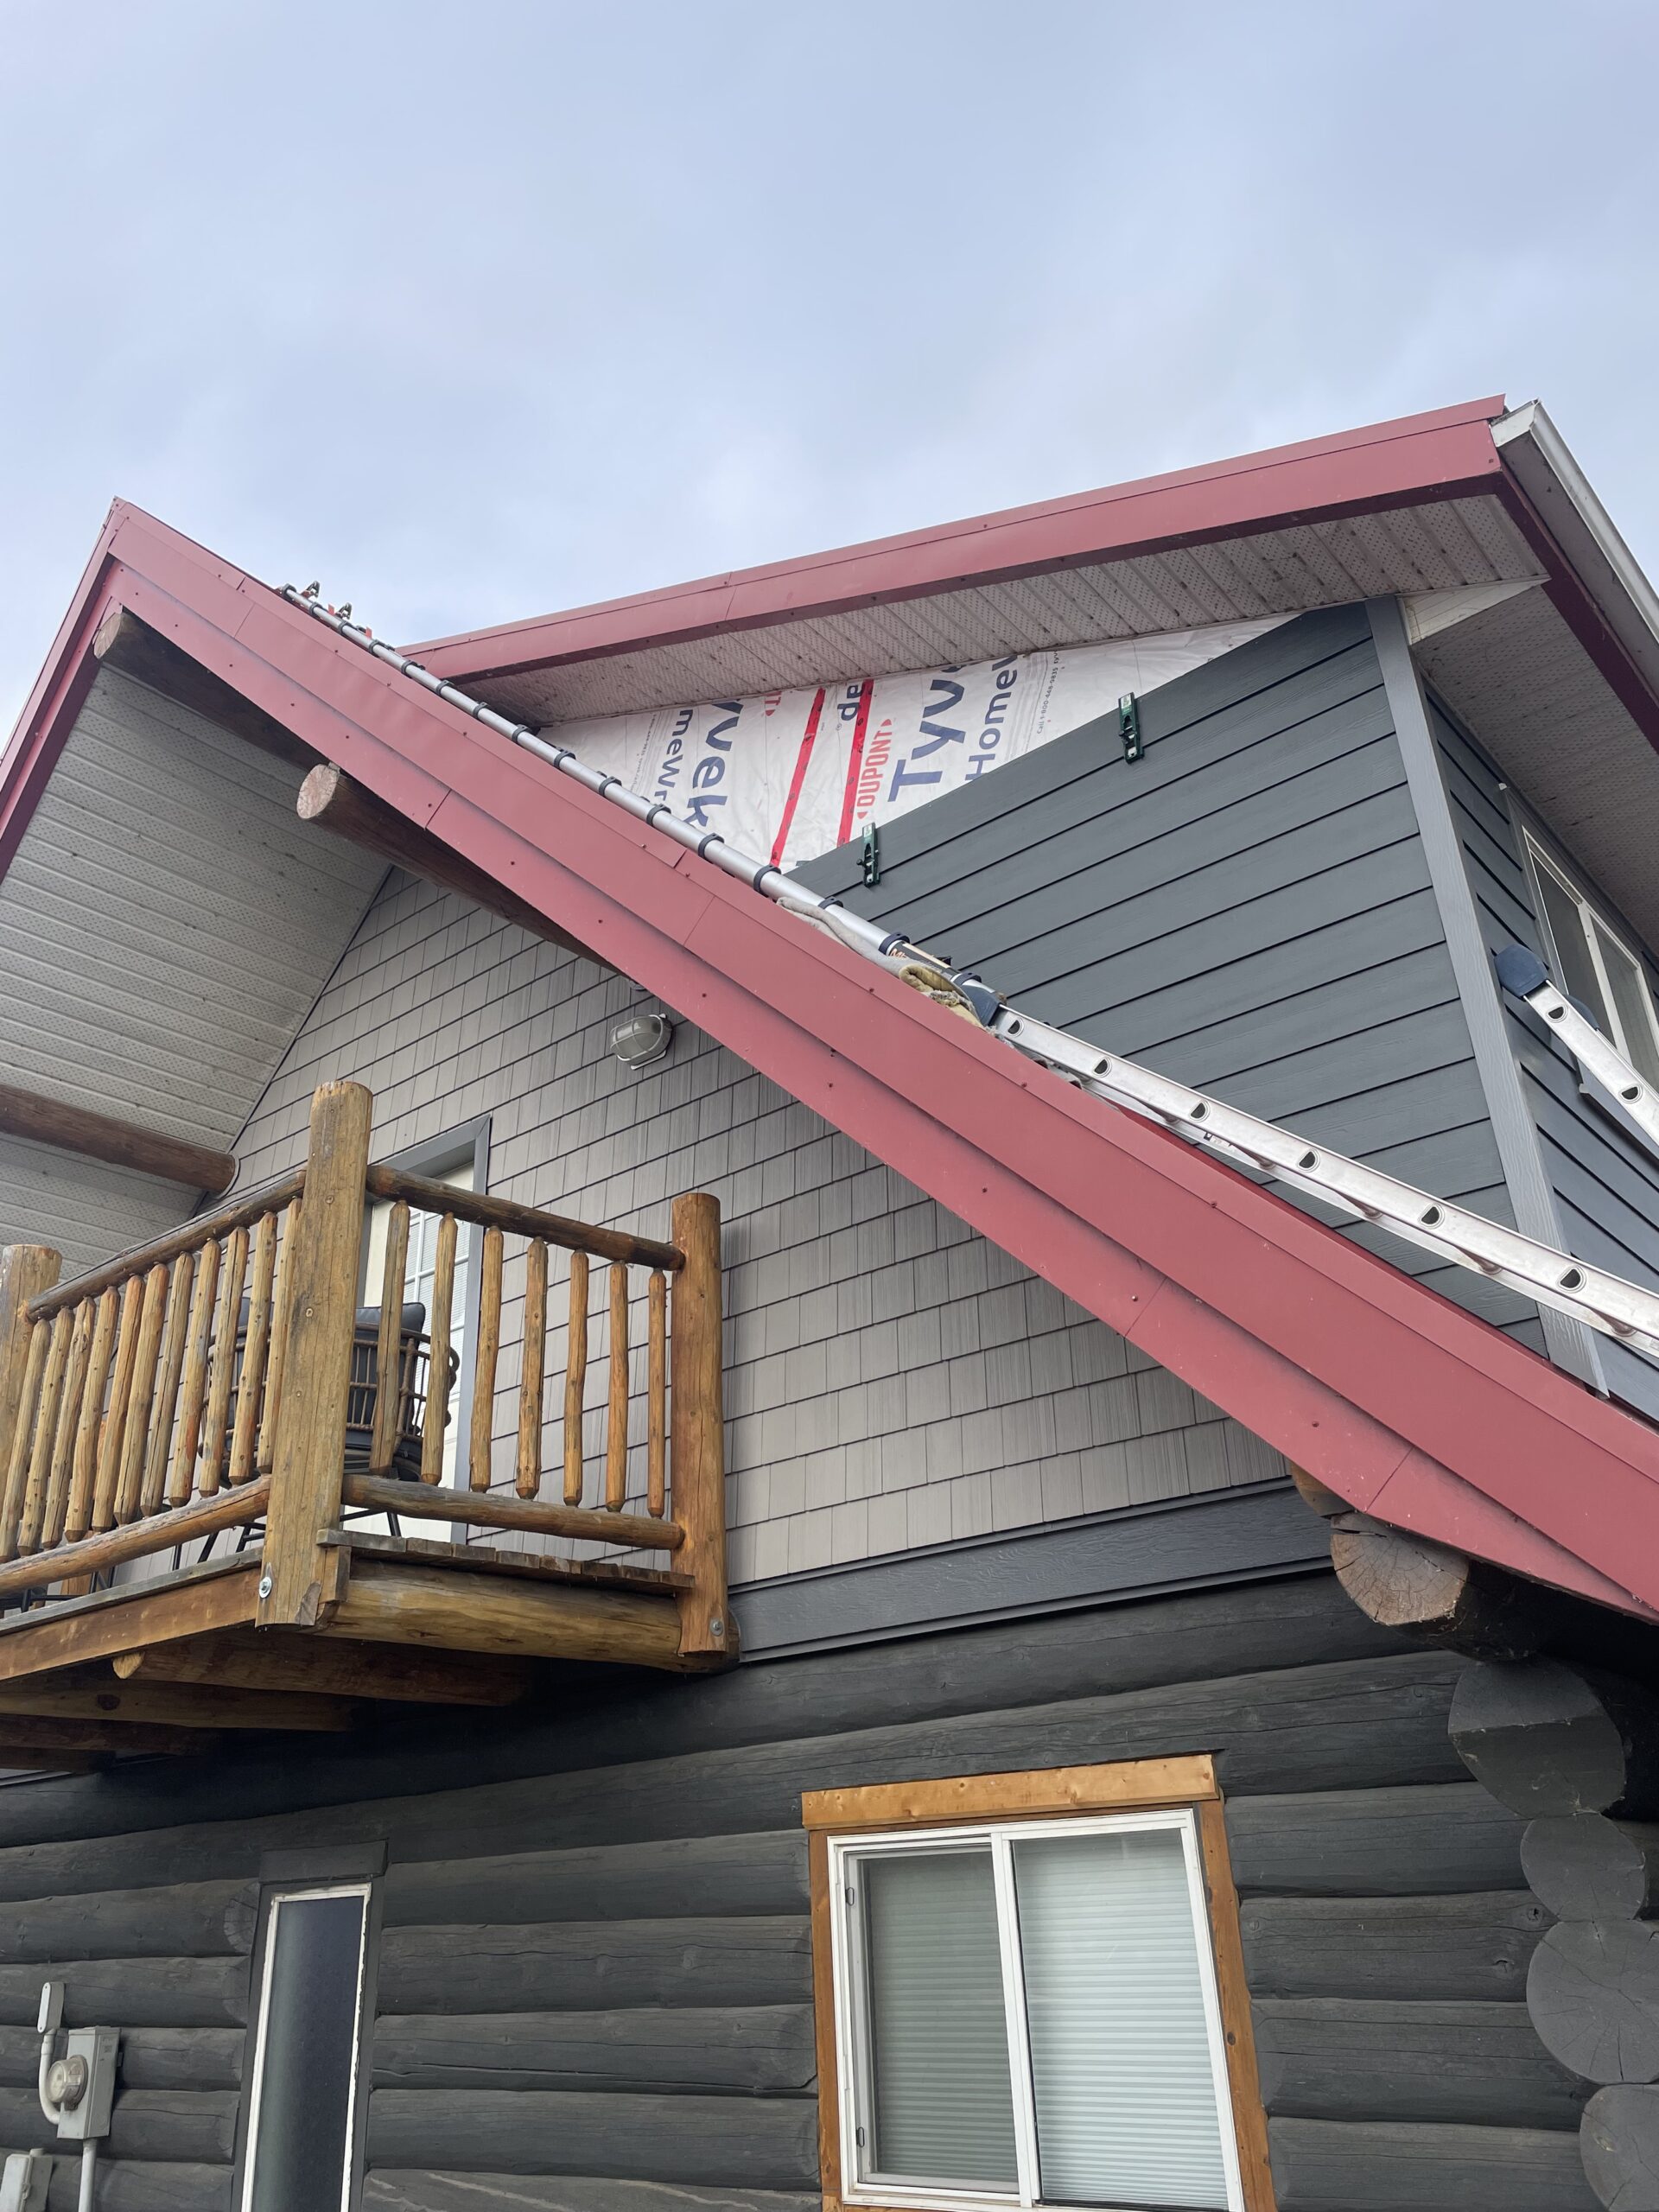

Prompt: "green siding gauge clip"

[861,822,881,887]
[1119,693,1143,763]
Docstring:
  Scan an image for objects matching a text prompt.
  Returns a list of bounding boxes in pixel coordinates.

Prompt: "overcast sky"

[3,1,1656,730]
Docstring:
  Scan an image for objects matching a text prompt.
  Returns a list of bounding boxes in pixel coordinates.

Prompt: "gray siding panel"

[798,608,1518,1330]
[0,1583,1586,2207]
[1429,694,1659,1417]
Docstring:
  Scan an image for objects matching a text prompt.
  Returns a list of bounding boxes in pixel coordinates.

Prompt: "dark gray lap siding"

[0,1577,1592,2210]
[794,604,1536,1338]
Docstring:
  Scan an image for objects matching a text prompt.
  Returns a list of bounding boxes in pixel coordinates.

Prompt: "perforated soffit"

[473,493,1539,728]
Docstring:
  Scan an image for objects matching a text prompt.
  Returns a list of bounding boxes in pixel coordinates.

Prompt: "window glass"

[862,1847,1019,2187]
[245,1888,369,2212]
[1535,860,1610,1028]
[839,1814,1240,2212]
[1594,925,1659,1089]
[1013,1827,1230,2210]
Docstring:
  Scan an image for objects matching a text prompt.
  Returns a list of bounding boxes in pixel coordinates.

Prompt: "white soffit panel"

[1418,587,1659,950]
[0,667,386,1261]
[473,492,1540,728]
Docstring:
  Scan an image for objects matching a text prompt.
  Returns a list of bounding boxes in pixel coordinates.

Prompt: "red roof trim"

[410,397,1509,684]
[29,500,1659,1622]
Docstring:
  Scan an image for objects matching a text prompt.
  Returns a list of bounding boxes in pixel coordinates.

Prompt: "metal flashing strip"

[280,586,1659,1370]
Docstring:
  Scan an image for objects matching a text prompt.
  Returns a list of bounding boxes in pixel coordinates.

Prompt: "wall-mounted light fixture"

[611,1010,673,1071]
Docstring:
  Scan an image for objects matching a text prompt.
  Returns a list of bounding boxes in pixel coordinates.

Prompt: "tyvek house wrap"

[542,618,1287,868]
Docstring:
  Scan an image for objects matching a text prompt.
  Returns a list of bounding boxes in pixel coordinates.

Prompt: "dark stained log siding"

[0,1576,1594,2208]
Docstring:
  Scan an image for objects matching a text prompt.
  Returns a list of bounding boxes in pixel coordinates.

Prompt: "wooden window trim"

[804,1758,1274,2212]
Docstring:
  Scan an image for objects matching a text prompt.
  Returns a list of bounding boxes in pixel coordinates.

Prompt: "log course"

[0,1082,236,1195]
[0,2023,242,2093]
[370,2004,816,2095]
[1529,1919,1659,2083]
[1251,1996,1589,2131]
[1266,2115,1598,2210]
[1240,1891,1548,2002]
[0,2083,238,2166]
[364,2088,818,2190]
[1451,1658,1659,1817]
[321,1559,690,1669]
[299,761,598,960]
[360,2181,816,2212]
[1226,1782,1526,1897]
[0,1954,248,2027]
[112,1632,530,1707]
[381,1831,809,1928]
[41,2158,228,2210]
[1582,2084,1659,2212]
[0,1714,226,1759]
[374,1916,810,2016]
[1523,1812,1659,1922]
[94,602,312,767]
[340,1470,682,1554]
[0,1877,254,1961]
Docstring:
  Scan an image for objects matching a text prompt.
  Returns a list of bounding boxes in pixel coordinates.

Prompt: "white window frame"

[1523,831,1659,1084]
[239,1880,372,2212]
[826,1808,1246,2212]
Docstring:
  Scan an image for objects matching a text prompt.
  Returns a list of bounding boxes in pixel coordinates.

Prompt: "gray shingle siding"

[1431,692,1659,1416]
[796,603,1535,1337]
[233,871,1279,1586]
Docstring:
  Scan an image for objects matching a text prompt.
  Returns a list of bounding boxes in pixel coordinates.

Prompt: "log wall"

[0,1575,1596,2209]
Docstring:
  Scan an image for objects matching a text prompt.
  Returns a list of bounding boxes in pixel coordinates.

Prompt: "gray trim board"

[728,1479,1327,1657]
[1367,597,1604,1390]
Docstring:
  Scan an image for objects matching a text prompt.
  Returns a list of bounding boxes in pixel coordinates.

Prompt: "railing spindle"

[258,1198,300,1476]
[17,1310,73,1554]
[38,1309,92,1557]
[142,1255,195,1516]
[469,1225,502,1491]
[517,1237,547,1500]
[647,1269,667,1518]
[199,1228,249,1497]
[606,1262,629,1511]
[0,1321,50,1560]
[67,1288,118,1541]
[229,1213,277,1487]
[563,1250,588,1506]
[420,1214,458,1485]
[369,1200,410,1476]
[92,1275,146,1534]
[41,1302,94,1550]
[114,1265,170,1524]
[168,1239,220,1506]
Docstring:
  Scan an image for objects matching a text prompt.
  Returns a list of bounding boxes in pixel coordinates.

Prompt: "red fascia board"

[411,397,1509,684]
[69,504,1659,1618]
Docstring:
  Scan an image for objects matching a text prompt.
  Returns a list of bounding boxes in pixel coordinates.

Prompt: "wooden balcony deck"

[0,1081,730,1764]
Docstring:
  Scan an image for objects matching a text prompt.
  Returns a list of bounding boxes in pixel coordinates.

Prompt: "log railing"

[0,1080,728,1662]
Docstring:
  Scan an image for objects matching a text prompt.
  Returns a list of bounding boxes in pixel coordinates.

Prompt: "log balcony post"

[671,1192,730,1662]
[258,1080,373,1627]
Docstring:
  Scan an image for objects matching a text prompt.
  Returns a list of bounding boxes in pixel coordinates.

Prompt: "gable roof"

[9,493,1659,1623]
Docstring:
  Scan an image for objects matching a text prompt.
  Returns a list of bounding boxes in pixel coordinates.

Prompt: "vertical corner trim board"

[0,1578,1591,2208]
